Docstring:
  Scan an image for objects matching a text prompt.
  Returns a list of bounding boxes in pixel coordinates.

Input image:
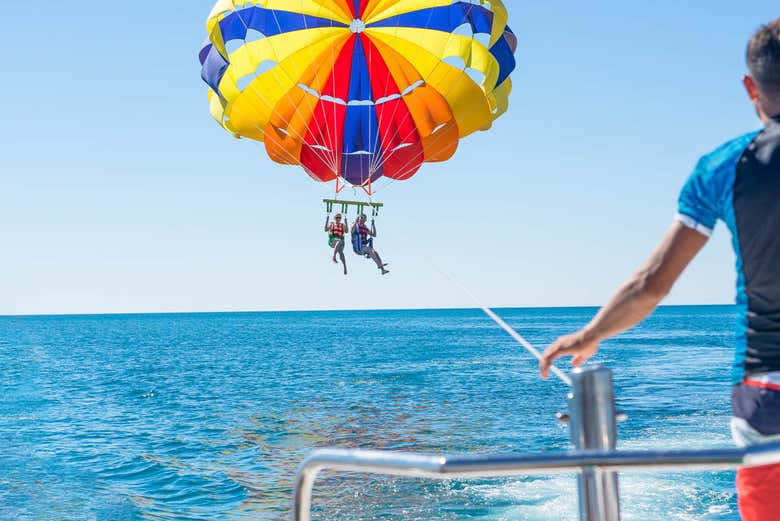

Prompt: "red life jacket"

[329,222,345,237]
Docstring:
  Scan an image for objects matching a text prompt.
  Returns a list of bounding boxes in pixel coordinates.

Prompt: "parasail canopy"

[200,0,517,192]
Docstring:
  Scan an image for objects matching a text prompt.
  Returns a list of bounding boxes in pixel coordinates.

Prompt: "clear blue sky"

[2,2,777,315]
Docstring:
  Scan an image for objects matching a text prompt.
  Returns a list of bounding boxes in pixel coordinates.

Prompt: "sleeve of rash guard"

[676,157,722,237]
[676,132,759,238]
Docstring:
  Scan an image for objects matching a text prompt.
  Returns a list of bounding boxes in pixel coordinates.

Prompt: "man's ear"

[744,75,760,101]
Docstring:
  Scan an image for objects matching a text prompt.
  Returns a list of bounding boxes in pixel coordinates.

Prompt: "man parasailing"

[539,19,780,521]
[352,214,389,275]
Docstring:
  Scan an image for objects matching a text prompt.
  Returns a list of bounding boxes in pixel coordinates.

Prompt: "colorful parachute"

[200,0,517,192]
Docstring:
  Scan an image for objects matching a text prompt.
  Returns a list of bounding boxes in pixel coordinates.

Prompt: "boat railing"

[291,367,780,521]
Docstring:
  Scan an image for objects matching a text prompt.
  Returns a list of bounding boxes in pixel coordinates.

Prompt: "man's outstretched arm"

[539,221,710,379]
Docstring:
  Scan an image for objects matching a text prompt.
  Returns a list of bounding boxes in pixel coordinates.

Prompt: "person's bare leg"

[371,250,383,268]
[336,241,347,275]
[368,248,389,274]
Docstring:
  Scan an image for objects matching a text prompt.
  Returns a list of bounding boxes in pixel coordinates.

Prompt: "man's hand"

[539,330,600,379]
[538,222,709,380]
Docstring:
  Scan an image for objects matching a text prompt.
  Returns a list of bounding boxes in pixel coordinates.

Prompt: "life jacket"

[352,225,372,255]
[329,222,345,238]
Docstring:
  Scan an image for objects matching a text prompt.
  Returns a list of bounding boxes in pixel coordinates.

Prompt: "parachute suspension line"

[326,0,344,182]
[213,37,305,172]
[367,30,376,188]
[371,46,488,197]
[219,11,317,169]
[227,4,338,176]
[324,2,339,178]
[369,34,392,188]
[272,5,339,175]
[365,13,410,184]
[294,1,337,175]
[374,3,501,194]
[435,268,573,388]
[366,4,446,187]
[361,45,445,192]
[299,3,345,176]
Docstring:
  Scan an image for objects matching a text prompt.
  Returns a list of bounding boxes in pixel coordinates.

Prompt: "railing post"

[568,366,621,521]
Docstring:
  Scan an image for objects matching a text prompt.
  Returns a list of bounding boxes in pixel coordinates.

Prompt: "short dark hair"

[747,19,780,95]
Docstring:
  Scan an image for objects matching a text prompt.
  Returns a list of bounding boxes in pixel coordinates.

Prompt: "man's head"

[358,214,367,224]
[334,213,342,222]
[744,19,780,121]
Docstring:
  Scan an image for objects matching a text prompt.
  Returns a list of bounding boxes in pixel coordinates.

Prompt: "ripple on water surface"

[0,306,740,519]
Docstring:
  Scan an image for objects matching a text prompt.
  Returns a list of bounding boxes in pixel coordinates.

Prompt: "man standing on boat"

[539,19,780,521]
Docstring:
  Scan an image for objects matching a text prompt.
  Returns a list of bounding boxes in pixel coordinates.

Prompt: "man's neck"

[759,109,780,124]
[757,91,780,123]
[761,99,780,122]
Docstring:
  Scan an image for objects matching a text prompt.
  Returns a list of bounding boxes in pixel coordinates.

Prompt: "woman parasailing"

[325,213,348,275]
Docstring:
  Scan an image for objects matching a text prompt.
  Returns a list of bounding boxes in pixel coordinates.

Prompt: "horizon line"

[1,303,737,319]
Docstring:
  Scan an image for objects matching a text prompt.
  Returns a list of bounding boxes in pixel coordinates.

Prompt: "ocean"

[1,306,741,520]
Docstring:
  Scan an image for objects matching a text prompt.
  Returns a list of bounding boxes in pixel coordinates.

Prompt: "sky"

[1,1,778,316]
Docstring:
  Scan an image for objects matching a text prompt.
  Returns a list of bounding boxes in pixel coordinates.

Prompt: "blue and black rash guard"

[678,115,780,387]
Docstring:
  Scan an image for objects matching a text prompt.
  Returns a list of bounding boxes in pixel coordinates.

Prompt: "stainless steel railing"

[291,367,780,521]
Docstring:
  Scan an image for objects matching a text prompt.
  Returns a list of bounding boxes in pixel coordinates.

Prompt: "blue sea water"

[1,306,741,520]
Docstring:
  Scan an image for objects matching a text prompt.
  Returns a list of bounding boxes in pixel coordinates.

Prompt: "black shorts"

[732,381,780,436]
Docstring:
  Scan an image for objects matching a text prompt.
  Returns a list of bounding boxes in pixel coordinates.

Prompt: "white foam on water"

[464,472,736,521]
[619,473,735,521]
[464,477,578,520]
